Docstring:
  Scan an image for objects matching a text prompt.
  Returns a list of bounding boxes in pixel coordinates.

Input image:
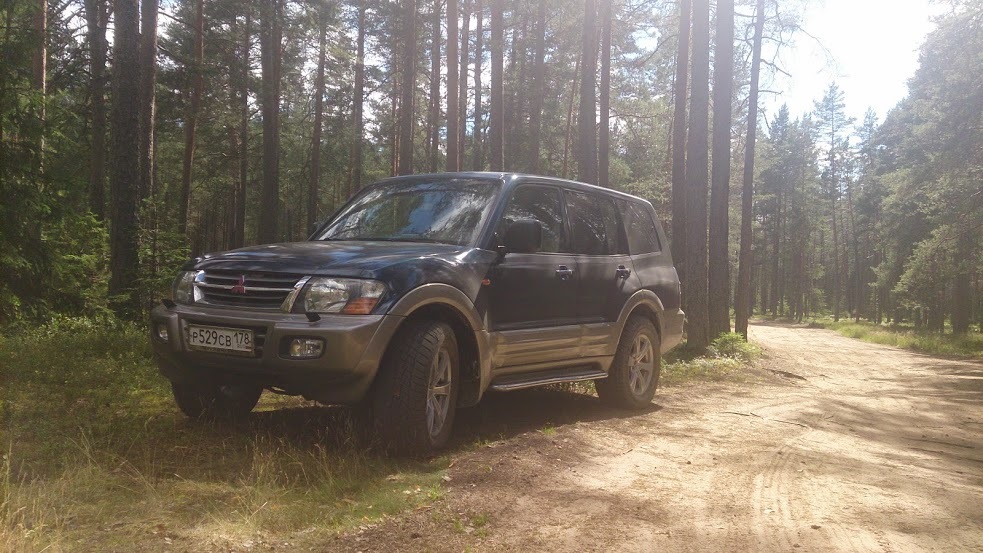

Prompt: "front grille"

[198,269,302,310]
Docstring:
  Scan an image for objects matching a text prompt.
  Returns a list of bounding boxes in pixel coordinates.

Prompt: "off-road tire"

[171,381,263,421]
[596,316,661,409]
[373,320,460,456]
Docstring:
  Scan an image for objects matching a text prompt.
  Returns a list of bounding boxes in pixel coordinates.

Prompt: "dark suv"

[150,173,683,454]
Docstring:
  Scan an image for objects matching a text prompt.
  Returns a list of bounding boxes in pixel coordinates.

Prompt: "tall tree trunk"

[138,0,158,203]
[708,0,734,337]
[488,0,504,171]
[309,14,326,231]
[527,0,546,173]
[577,0,598,184]
[684,0,711,351]
[671,0,690,288]
[179,0,205,238]
[458,0,471,164]
[458,0,470,164]
[85,0,108,218]
[735,0,765,338]
[428,0,440,172]
[398,0,418,175]
[259,0,281,242]
[33,0,46,167]
[562,56,581,179]
[109,0,142,316]
[233,11,250,248]
[471,0,484,170]
[350,0,366,195]
[446,0,460,171]
[598,0,611,188]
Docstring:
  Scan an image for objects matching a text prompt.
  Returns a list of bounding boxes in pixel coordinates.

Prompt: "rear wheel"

[373,320,459,456]
[171,381,263,420]
[596,316,660,409]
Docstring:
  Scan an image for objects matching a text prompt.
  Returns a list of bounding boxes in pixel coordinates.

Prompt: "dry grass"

[0,317,448,551]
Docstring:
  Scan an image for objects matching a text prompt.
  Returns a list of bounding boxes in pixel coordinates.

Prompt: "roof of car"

[373,172,652,205]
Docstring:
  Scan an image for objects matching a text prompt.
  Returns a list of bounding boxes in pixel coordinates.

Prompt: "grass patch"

[809,319,983,359]
[0,317,449,552]
[661,333,762,386]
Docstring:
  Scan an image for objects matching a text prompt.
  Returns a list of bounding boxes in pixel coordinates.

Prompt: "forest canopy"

[0,0,979,337]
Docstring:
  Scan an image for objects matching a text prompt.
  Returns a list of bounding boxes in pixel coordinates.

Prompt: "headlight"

[302,278,386,315]
[173,270,204,304]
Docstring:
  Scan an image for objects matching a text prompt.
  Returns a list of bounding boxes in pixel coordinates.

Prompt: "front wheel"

[171,381,263,421]
[373,320,460,456]
[596,316,661,409]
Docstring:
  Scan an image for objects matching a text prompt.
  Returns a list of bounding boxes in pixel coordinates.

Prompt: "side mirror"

[503,218,543,254]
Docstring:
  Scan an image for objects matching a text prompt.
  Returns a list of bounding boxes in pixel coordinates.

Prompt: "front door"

[486,184,580,367]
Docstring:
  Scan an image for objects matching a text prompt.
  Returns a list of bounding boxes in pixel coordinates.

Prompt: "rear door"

[563,190,635,330]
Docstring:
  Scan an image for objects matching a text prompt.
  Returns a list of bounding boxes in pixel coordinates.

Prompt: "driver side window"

[497,185,565,253]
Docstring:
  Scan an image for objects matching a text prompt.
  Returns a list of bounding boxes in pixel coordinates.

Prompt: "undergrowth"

[0,316,447,552]
[809,319,982,359]
[661,333,762,385]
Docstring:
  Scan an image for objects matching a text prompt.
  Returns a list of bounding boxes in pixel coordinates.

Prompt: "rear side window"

[498,185,565,253]
[564,191,625,255]
[619,200,662,254]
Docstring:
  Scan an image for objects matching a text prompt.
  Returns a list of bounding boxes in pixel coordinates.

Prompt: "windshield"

[316,178,501,246]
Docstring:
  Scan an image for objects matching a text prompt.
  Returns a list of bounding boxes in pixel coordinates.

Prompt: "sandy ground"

[331,321,983,552]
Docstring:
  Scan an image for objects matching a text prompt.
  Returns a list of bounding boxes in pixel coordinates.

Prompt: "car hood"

[193,241,474,275]
[190,241,499,303]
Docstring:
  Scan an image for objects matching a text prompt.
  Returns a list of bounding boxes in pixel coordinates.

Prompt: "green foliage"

[811,319,983,359]
[707,332,762,362]
[662,333,762,385]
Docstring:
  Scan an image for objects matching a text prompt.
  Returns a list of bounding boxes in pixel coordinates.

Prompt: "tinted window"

[498,185,565,253]
[565,191,624,255]
[619,200,662,254]
[318,178,500,246]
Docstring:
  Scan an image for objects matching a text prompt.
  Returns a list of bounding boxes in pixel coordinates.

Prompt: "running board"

[489,367,608,392]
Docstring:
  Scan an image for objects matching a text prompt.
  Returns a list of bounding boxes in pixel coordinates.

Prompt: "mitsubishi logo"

[230,275,247,295]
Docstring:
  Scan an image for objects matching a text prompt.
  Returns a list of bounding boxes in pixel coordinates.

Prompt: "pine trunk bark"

[179,0,205,238]
[309,15,326,231]
[138,0,158,203]
[428,0,440,172]
[527,0,546,174]
[457,0,470,164]
[108,0,142,316]
[446,0,460,171]
[350,1,366,195]
[598,0,611,188]
[577,0,598,184]
[683,0,711,351]
[670,0,691,295]
[472,0,484,170]
[708,0,733,338]
[398,0,418,175]
[234,12,250,248]
[488,0,504,171]
[259,0,281,242]
[85,0,108,219]
[736,0,764,337]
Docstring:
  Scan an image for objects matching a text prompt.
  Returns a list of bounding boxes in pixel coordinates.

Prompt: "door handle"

[616,265,632,279]
[555,265,574,280]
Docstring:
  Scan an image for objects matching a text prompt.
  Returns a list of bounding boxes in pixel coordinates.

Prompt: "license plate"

[187,324,255,355]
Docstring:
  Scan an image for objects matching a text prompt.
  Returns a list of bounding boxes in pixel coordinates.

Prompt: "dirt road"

[335,322,983,552]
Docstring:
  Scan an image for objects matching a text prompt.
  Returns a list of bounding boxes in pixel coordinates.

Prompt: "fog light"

[156,324,169,342]
[288,338,324,359]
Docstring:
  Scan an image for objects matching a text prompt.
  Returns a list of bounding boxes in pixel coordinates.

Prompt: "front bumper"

[149,303,403,404]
